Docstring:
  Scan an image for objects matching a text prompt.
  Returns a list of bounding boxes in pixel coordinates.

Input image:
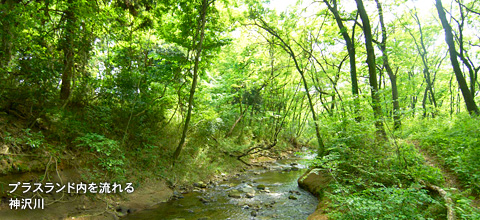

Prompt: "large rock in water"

[240,185,256,194]
[298,168,332,199]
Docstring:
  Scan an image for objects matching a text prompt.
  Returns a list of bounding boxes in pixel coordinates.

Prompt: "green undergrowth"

[310,115,480,219]
[0,106,293,190]
[402,113,480,192]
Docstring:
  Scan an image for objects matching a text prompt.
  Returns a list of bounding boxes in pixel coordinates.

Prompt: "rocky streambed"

[123,153,318,220]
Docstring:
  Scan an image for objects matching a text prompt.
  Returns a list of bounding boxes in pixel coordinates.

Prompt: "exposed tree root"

[421,180,456,220]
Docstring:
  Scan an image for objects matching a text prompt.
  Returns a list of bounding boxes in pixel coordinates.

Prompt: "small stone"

[240,186,255,194]
[173,191,185,199]
[116,206,128,214]
[288,195,297,200]
[199,197,211,203]
[246,193,255,198]
[228,190,242,198]
[194,181,207,188]
[260,189,270,193]
[257,184,266,190]
[289,190,299,194]
[251,210,257,217]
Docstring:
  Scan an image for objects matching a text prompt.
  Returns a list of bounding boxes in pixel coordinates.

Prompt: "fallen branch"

[218,140,277,167]
[235,140,277,159]
[0,153,50,157]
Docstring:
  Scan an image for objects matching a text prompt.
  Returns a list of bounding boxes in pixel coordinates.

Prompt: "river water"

[124,153,317,220]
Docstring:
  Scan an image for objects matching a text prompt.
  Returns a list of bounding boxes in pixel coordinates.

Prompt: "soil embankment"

[298,168,332,220]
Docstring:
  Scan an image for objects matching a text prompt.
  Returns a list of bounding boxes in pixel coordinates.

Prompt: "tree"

[373,0,401,129]
[323,0,361,121]
[435,0,479,115]
[60,0,76,101]
[355,0,386,138]
[0,0,14,69]
[406,10,442,117]
[173,0,213,162]
[250,10,327,156]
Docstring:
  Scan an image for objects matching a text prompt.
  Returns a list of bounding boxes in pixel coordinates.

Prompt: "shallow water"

[124,153,317,220]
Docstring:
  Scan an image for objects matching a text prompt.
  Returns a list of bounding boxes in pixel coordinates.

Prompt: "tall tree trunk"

[375,0,401,129]
[0,0,14,68]
[455,3,477,99]
[173,0,210,161]
[390,70,400,127]
[356,0,386,139]
[422,85,429,117]
[435,0,479,115]
[60,0,75,101]
[323,0,360,121]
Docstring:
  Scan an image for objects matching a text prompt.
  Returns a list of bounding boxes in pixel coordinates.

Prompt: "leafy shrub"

[329,186,443,219]
[22,128,44,149]
[75,133,125,180]
[2,129,45,151]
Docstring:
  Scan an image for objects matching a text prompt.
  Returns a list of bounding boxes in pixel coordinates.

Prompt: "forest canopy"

[0,0,479,218]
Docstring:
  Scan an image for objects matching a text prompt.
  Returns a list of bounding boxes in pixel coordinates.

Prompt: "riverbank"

[0,176,172,220]
[0,144,307,219]
[297,168,332,220]
[123,148,317,219]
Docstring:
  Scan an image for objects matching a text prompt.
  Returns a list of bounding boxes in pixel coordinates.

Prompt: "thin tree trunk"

[422,86,429,117]
[375,0,401,129]
[60,0,75,101]
[390,69,400,128]
[408,11,438,117]
[455,3,477,99]
[435,0,479,115]
[323,0,360,121]
[449,75,454,117]
[173,0,210,161]
[0,0,13,68]
[225,105,249,138]
[356,0,386,139]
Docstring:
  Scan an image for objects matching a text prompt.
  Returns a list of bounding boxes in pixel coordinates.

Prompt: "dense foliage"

[0,0,479,218]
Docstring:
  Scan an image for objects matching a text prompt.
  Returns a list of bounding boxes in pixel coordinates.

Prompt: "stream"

[124,152,318,220]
